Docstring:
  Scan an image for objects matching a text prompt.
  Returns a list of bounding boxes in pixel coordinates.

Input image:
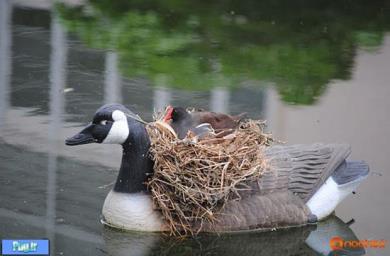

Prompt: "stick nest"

[146,119,273,236]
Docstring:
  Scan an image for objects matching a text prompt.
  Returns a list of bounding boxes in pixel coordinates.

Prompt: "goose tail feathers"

[306,160,369,220]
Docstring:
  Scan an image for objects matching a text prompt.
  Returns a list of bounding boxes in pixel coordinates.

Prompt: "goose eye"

[100,120,108,125]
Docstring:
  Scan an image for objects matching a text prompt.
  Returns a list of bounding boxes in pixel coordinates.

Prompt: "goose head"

[65,103,153,193]
[65,103,135,146]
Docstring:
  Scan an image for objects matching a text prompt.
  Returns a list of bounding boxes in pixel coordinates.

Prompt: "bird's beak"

[163,106,173,122]
[65,124,96,146]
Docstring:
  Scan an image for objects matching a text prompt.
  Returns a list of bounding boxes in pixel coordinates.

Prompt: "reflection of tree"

[57,0,390,104]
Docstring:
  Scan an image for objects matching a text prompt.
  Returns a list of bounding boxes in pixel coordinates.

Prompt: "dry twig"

[146,118,272,236]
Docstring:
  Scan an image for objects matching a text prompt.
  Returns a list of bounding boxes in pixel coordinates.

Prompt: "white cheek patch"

[103,110,129,144]
[112,110,126,121]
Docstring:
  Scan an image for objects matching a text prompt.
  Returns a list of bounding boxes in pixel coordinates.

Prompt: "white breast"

[102,190,166,232]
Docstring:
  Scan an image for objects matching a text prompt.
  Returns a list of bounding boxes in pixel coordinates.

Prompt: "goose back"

[260,143,351,201]
[200,144,351,232]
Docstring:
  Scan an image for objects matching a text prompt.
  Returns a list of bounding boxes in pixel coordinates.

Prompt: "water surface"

[0,1,389,255]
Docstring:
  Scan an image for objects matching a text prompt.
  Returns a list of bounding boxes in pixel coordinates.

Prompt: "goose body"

[66,104,369,233]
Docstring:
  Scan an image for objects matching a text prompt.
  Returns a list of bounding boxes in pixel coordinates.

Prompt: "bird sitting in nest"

[162,106,246,139]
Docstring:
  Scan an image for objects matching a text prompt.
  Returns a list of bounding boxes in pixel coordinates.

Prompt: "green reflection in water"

[57,0,390,104]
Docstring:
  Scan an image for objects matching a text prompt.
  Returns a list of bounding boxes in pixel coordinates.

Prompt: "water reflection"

[102,216,364,256]
[46,10,68,255]
[0,0,12,132]
[104,51,122,104]
[56,0,390,104]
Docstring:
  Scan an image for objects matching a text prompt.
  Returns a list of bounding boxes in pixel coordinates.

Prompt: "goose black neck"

[113,122,153,193]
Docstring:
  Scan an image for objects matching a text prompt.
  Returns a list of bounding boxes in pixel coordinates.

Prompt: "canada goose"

[65,103,369,232]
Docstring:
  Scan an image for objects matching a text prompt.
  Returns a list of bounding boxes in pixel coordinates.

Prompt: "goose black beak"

[65,124,95,146]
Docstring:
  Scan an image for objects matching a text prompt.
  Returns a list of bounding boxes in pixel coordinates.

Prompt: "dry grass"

[146,118,273,236]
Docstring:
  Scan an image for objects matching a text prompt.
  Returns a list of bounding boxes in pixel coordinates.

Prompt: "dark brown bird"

[163,106,245,139]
